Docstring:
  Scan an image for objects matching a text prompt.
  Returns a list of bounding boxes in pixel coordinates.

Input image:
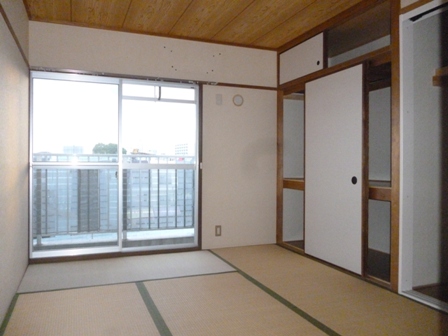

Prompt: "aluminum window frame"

[29,71,200,258]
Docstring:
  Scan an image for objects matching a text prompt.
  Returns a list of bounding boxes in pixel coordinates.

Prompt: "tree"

[92,143,127,154]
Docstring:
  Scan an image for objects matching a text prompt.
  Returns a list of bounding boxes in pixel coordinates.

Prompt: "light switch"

[216,94,222,105]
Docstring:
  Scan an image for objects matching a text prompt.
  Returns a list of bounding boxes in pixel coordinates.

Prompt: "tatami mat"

[3,283,159,336]
[18,251,234,293]
[212,245,448,336]
[144,272,327,336]
[5,245,448,335]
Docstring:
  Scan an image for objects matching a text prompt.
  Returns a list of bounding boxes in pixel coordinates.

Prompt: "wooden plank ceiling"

[23,0,368,50]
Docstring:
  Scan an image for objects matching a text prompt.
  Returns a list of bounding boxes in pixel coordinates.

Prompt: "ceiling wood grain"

[169,0,251,40]
[123,0,191,34]
[72,0,132,28]
[212,0,316,45]
[253,0,363,48]
[24,0,71,22]
[23,0,388,51]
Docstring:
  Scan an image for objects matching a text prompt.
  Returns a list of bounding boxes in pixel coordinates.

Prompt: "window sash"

[30,71,199,257]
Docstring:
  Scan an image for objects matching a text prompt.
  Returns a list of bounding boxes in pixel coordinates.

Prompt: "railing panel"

[32,168,119,237]
[123,168,195,232]
[32,165,195,236]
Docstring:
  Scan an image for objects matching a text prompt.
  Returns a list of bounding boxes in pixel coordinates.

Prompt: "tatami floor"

[1,245,448,335]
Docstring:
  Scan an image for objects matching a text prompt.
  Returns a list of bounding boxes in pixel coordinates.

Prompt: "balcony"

[32,154,196,252]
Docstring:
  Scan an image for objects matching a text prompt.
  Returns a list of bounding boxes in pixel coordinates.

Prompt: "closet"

[400,1,448,311]
[278,1,392,286]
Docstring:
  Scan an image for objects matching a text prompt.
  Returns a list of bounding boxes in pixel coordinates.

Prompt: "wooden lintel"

[433,66,448,87]
[369,78,391,91]
[369,185,391,201]
[284,93,304,100]
[435,66,448,76]
[283,178,305,190]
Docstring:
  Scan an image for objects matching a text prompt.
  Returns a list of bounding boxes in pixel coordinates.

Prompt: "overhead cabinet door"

[305,64,365,274]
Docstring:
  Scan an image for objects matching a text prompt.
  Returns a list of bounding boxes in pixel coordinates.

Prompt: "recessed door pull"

[351,176,357,185]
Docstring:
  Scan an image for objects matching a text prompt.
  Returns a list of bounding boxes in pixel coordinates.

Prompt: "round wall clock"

[232,94,244,106]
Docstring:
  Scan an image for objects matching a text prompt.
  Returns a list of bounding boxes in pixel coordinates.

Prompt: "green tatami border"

[136,282,173,336]
[0,294,19,336]
[209,250,341,336]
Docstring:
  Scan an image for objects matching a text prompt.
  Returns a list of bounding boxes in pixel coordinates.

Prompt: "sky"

[32,78,197,158]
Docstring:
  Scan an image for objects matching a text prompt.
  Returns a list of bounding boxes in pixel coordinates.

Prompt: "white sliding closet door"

[305,64,364,274]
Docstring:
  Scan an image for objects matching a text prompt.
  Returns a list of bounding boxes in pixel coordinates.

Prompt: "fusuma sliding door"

[304,64,366,274]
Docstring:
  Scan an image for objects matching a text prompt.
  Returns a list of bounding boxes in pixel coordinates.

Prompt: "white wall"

[283,98,304,178]
[329,36,390,67]
[368,87,391,254]
[369,87,391,181]
[283,189,304,242]
[0,0,29,59]
[401,0,420,8]
[202,85,277,249]
[410,11,446,287]
[282,97,304,242]
[29,22,276,88]
[0,6,29,325]
[368,200,391,253]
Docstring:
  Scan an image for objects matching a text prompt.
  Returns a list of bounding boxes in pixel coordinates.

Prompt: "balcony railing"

[32,154,195,239]
[33,152,196,165]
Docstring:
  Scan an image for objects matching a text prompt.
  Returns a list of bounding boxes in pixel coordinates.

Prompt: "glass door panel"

[121,100,197,159]
[121,93,198,249]
[32,78,119,161]
[32,167,119,252]
[31,73,120,257]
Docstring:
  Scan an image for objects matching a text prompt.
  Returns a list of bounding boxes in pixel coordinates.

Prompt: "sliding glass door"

[120,81,198,248]
[30,72,199,258]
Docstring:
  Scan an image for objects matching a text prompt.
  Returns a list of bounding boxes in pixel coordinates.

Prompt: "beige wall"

[29,22,277,88]
[28,22,278,250]
[411,10,446,287]
[0,6,29,325]
[401,0,420,8]
[202,85,277,249]
[0,0,29,59]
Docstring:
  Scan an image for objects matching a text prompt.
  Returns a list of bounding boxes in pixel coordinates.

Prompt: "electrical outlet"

[215,225,222,236]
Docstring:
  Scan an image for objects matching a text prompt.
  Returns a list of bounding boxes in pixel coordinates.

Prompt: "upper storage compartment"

[279,33,325,85]
[278,1,391,87]
[327,0,390,66]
